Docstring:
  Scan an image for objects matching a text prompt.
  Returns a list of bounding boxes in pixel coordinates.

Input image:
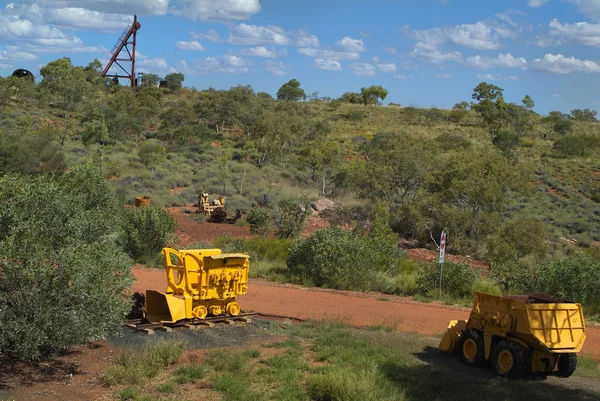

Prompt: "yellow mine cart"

[439,292,586,378]
[146,248,249,324]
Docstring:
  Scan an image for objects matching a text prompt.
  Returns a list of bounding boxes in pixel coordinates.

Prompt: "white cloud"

[228,23,289,45]
[190,29,223,43]
[138,57,169,70]
[175,40,205,51]
[0,63,11,69]
[531,53,600,74]
[568,0,600,22]
[436,73,452,79]
[403,18,518,51]
[0,3,105,53]
[298,48,360,60]
[135,50,148,60]
[194,54,250,74]
[381,46,398,54]
[350,63,376,76]
[552,93,562,98]
[174,60,196,75]
[21,0,169,16]
[337,36,365,52]
[394,74,414,79]
[410,48,463,64]
[171,0,261,21]
[465,53,527,69]
[263,60,290,75]
[314,59,342,71]
[476,73,519,81]
[45,8,132,33]
[293,29,319,47]
[377,63,397,73]
[239,46,281,57]
[538,19,600,47]
[528,0,550,7]
[0,49,38,61]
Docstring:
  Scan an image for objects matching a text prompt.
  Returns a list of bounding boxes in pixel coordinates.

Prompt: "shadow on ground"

[0,348,83,389]
[379,345,600,401]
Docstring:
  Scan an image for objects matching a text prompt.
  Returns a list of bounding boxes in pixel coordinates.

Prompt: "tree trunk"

[239,161,248,194]
[99,144,105,174]
[322,171,326,195]
[61,103,71,145]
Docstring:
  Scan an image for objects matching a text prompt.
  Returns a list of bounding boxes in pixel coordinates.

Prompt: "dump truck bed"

[475,292,586,352]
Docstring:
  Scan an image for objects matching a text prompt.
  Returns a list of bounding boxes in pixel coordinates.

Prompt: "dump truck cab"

[439,292,586,378]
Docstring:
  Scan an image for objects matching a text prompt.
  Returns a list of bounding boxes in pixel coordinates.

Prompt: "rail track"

[125,312,304,335]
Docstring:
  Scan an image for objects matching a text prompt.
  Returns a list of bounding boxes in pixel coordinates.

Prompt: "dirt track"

[131,266,600,360]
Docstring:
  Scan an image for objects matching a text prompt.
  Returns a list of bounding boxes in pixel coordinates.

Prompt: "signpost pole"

[438,231,446,296]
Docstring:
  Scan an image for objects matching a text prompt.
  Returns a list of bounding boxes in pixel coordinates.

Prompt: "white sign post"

[439,231,446,294]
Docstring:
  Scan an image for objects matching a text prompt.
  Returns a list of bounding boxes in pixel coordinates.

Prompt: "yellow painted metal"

[438,319,467,353]
[463,338,478,362]
[497,350,514,374]
[439,292,587,375]
[198,193,226,216]
[468,292,586,354]
[145,247,250,323]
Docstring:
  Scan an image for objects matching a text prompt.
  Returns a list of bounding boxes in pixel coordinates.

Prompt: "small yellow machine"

[439,292,586,378]
[198,193,227,223]
[146,248,249,324]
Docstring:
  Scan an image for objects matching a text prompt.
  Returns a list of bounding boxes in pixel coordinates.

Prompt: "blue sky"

[1,0,600,113]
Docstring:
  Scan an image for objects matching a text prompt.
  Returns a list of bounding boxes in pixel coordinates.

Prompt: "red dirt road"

[131,266,600,360]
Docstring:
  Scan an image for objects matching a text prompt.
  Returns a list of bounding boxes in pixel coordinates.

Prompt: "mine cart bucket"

[145,290,186,324]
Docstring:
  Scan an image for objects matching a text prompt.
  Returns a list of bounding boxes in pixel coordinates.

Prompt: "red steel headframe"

[101,15,141,88]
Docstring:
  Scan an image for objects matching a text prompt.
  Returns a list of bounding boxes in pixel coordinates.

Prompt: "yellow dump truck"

[146,248,249,323]
[439,292,586,378]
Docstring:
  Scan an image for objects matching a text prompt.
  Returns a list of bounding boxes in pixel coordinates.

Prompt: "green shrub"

[416,262,479,298]
[246,206,271,236]
[514,254,600,314]
[286,227,400,291]
[447,108,468,123]
[492,130,522,154]
[347,111,365,122]
[472,279,502,296]
[0,131,67,176]
[435,133,472,151]
[287,204,402,291]
[213,236,291,263]
[273,197,311,239]
[123,206,177,263]
[0,167,133,360]
[553,135,600,157]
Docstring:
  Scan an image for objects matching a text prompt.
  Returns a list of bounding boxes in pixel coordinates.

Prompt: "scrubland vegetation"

[2,56,600,359]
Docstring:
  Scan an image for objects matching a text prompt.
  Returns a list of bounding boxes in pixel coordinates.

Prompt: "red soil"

[130,266,600,360]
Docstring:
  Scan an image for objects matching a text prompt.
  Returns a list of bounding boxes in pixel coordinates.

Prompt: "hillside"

[2,61,600,263]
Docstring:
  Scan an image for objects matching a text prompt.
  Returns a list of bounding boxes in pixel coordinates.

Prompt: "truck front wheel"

[458,329,486,367]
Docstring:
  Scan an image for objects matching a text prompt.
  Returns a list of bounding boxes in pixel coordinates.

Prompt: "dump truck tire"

[458,329,486,367]
[556,353,577,378]
[491,339,529,378]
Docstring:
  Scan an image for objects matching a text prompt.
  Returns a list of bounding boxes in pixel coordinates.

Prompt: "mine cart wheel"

[555,353,577,378]
[226,302,241,316]
[192,305,208,319]
[491,340,529,378]
[458,329,486,367]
